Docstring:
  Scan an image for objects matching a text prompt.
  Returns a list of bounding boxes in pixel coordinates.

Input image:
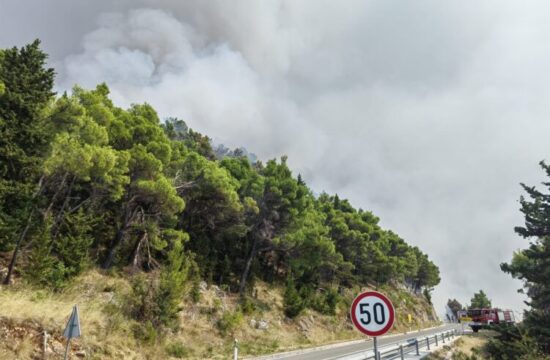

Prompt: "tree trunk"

[130,232,147,271]
[50,176,76,239]
[239,235,259,295]
[102,205,138,269]
[102,226,127,269]
[43,172,68,220]
[3,174,45,285]
[3,208,34,284]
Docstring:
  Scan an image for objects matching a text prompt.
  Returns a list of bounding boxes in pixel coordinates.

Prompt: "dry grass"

[427,331,496,360]
[0,271,440,359]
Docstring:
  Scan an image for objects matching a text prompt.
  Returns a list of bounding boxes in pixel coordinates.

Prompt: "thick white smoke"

[8,0,550,315]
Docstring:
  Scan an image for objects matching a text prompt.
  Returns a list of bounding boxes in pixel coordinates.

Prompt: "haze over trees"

[446,298,463,318]
[0,41,440,330]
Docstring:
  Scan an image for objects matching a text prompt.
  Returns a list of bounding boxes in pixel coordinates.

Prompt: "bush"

[165,342,192,358]
[311,288,339,315]
[217,310,243,336]
[126,240,189,331]
[484,323,548,360]
[132,321,158,345]
[23,225,68,290]
[283,278,305,318]
[240,296,256,315]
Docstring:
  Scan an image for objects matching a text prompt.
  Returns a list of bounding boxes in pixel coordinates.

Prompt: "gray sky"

[3,0,548,315]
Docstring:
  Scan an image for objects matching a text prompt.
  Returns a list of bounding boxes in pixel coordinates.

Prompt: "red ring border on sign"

[350,291,395,337]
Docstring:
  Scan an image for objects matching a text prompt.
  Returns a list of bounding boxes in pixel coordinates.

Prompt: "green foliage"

[0,41,443,339]
[217,310,243,336]
[127,239,189,331]
[0,40,55,255]
[485,323,549,360]
[23,221,68,290]
[499,160,550,355]
[283,277,305,318]
[155,239,189,329]
[165,342,193,358]
[132,321,158,345]
[469,290,491,309]
[310,288,340,315]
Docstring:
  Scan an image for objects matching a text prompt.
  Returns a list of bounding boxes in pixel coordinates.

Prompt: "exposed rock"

[257,319,269,330]
[249,319,257,328]
[75,350,87,358]
[199,281,208,291]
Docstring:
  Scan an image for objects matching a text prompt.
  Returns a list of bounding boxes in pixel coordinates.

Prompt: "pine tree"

[1,40,55,284]
[283,277,305,318]
[501,161,550,354]
[469,290,491,309]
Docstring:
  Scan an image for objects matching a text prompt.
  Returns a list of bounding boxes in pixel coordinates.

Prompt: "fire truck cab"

[457,308,515,332]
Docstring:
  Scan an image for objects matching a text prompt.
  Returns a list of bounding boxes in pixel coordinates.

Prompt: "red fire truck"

[457,308,515,332]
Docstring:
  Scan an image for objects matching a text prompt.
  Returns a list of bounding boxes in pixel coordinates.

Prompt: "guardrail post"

[442,333,445,344]
[435,334,438,347]
[399,345,404,360]
[426,337,430,350]
[415,338,420,355]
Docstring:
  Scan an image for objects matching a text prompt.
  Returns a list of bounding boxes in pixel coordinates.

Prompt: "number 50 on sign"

[350,291,395,336]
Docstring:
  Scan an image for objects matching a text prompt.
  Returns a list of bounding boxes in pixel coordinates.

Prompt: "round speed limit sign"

[350,291,395,336]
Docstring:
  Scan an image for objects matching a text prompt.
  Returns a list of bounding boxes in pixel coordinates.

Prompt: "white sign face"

[350,291,395,336]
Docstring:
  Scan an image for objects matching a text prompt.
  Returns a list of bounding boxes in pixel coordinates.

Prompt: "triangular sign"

[63,305,81,339]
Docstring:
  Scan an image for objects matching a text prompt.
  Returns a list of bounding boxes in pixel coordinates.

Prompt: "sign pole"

[63,338,71,360]
[350,291,395,360]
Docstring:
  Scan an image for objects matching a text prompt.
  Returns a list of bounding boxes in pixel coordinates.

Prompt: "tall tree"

[447,299,463,319]
[469,290,492,309]
[501,161,550,353]
[1,40,55,284]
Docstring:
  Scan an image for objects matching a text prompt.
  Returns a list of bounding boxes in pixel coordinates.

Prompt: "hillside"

[0,42,441,359]
[0,270,439,359]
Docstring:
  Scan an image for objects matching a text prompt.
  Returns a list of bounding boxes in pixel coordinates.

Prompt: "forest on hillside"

[0,41,440,330]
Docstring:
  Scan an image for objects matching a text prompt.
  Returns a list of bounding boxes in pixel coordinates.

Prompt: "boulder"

[257,320,269,330]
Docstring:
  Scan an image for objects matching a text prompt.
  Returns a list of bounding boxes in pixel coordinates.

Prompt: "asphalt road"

[267,323,460,360]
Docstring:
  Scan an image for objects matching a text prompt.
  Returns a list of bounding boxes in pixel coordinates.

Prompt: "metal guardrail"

[369,329,458,360]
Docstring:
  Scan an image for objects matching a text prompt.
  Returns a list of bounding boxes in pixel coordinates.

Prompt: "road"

[256,323,460,360]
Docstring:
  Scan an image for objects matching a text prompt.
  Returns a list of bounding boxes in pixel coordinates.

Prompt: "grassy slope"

[426,331,496,360]
[0,270,439,359]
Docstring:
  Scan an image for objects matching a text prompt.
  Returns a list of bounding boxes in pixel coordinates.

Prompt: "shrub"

[132,321,158,345]
[311,288,340,315]
[217,310,243,336]
[126,240,190,332]
[283,278,305,318]
[240,296,256,315]
[165,342,192,358]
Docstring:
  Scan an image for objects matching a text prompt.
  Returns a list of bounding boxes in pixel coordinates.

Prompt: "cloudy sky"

[2,0,548,315]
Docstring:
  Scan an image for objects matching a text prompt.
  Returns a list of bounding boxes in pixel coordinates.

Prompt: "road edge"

[245,323,446,360]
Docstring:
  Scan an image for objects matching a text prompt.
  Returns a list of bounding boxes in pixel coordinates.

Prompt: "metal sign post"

[373,336,379,360]
[350,291,395,360]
